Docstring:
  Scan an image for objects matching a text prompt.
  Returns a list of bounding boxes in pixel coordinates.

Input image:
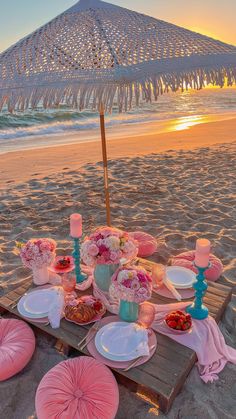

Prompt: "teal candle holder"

[72,237,87,284]
[186,263,210,320]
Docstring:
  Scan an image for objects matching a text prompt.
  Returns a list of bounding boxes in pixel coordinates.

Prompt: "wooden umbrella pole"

[99,104,111,226]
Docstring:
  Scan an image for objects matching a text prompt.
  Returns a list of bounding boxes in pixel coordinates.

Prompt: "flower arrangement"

[110,266,153,303]
[81,226,138,267]
[17,238,56,270]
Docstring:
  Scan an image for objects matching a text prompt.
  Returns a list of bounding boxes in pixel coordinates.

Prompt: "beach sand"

[0,117,235,418]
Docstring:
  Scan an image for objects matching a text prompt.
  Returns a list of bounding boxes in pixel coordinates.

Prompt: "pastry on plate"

[65,303,96,324]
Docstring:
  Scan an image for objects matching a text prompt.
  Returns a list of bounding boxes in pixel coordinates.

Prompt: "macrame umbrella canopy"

[0,0,235,225]
[0,0,235,112]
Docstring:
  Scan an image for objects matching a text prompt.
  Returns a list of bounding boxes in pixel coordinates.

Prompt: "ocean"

[0,87,235,153]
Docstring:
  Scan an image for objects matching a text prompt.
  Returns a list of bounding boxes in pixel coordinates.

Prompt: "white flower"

[104,236,120,251]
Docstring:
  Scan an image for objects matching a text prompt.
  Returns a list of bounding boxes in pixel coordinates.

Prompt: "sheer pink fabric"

[0,318,35,381]
[36,356,119,419]
[171,251,223,281]
[129,231,157,257]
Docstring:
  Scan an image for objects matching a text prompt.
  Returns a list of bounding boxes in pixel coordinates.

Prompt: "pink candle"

[70,214,82,238]
[195,238,211,268]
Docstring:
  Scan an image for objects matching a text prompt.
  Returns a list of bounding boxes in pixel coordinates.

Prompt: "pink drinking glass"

[138,302,155,329]
[62,273,76,293]
[152,264,166,289]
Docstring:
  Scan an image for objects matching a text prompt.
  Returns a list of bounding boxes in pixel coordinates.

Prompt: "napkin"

[48,287,65,329]
[104,323,150,358]
[152,264,182,301]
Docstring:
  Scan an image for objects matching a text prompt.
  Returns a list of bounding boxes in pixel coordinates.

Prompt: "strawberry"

[93,301,103,312]
[167,320,177,328]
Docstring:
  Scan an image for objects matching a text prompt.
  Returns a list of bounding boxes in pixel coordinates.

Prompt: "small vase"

[32,266,50,285]
[119,299,139,322]
[94,264,119,292]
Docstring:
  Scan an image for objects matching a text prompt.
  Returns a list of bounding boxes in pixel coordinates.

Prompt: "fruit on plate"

[55,257,71,269]
[165,310,192,331]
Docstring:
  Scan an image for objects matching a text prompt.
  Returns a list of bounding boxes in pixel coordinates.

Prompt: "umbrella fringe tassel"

[0,64,236,113]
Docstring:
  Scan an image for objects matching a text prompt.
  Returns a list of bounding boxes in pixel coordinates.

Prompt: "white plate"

[95,322,147,362]
[17,296,48,319]
[18,288,57,318]
[166,266,196,289]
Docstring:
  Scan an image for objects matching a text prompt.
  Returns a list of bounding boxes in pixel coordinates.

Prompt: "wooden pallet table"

[0,259,232,413]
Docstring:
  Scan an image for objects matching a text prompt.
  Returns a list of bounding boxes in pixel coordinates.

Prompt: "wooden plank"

[0,274,232,414]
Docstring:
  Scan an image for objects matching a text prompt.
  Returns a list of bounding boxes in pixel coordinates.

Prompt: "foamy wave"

[0,88,235,144]
[0,113,162,140]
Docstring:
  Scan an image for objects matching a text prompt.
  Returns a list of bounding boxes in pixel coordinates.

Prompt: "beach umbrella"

[0,0,236,225]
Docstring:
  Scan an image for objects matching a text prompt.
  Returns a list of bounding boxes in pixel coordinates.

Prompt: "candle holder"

[186,263,210,320]
[72,237,87,284]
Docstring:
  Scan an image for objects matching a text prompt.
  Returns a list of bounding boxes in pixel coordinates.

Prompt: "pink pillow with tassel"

[0,319,35,381]
[36,356,119,419]
[171,250,223,282]
[129,231,157,257]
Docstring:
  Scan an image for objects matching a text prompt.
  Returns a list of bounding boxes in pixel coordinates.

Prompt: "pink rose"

[88,244,99,257]
[110,251,118,262]
[99,245,108,254]
[122,279,132,288]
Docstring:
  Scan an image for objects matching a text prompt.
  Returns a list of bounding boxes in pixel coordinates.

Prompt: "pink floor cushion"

[171,250,223,282]
[0,318,35,381]
[129,231,157,257]
[35,356,119,419]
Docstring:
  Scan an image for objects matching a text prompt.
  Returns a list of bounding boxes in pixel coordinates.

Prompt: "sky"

[0,0,236,53]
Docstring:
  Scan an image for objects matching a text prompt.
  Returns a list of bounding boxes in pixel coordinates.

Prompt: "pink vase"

[32,266,50,285]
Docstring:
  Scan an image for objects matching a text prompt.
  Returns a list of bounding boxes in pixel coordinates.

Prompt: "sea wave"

[0,88,235,143]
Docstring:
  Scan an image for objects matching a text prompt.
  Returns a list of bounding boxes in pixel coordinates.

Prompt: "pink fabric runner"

[93,283,236,383]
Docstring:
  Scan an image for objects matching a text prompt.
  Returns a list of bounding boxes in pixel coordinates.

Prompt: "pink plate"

[65,296,106,326]
[153,284,195,300]
[87,315,157,369]
[49,256,75,274]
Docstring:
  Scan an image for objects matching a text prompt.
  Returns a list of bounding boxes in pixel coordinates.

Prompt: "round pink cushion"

[171,250,223,282]
[129,231,157,257]
[35,356,119,419]
[0,318,35,381]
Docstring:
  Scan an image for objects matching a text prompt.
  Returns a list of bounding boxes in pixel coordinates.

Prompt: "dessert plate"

[88,316,157,369]
[95,322,148,362]
[166,266,196,289]
[19,288,58,317]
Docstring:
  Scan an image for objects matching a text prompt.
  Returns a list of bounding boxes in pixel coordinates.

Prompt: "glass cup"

[152,264,166,289]
[138,302,155,329]
[61,272,76,293]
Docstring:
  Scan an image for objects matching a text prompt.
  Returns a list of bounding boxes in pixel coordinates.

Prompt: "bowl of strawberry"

[165,310,192,333]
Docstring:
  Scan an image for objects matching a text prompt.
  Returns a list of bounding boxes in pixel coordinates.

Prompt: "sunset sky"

[0,0,235,53]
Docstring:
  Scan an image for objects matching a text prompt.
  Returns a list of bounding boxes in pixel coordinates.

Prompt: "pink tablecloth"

[152,301,236,383]
[93,283,236,383]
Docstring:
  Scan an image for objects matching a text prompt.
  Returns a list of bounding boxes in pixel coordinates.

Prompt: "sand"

[0,117,235,418]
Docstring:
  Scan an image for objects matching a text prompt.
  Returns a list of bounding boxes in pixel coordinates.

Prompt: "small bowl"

[164,310,193,334]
